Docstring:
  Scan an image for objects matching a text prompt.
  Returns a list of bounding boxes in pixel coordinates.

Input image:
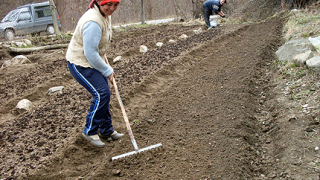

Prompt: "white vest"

[66,5,112,68]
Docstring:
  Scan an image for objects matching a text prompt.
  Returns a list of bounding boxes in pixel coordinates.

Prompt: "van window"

[19,7,30,12]
[2,10,19,22]
[35,9,52,18]
[18,11,32,21]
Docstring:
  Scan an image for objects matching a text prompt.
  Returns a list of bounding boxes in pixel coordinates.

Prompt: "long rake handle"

[104,55,139,151]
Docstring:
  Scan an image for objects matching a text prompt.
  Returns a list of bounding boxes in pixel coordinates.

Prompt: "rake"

[104,55,162,161]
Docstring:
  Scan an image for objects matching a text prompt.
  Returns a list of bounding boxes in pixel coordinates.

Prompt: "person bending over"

[203,0,227,30]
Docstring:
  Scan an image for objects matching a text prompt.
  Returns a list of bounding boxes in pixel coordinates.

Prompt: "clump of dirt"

[0,45,12,66]
[1,16,320,180]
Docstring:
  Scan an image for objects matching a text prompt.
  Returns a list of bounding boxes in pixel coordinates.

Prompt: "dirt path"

[2,17,314,179]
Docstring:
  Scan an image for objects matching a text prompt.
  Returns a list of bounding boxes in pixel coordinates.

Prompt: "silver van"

[0,1,61,40]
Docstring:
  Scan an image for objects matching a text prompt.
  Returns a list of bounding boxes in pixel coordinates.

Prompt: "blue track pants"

[67,61,114,136]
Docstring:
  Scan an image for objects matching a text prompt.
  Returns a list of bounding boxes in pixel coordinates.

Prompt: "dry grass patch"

[283,9,320,41]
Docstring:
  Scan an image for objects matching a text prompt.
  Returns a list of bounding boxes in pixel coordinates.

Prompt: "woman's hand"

[108,72,115,83]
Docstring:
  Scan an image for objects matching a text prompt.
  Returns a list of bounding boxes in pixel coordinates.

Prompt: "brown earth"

[1,16,320,180]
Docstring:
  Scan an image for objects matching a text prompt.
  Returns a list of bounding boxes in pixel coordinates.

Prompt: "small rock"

[15,99,33,114]
[112,169,121,176]
[1,55,31,68]
[113,56,123,64]
[193,28,203,35]
[22,39,32,46]
[292,50,313,66]
[179,34,188,40]
[156,42,163,47]
[140,45,148,53]
[266,138,272,144]
[48,86,64,95]
[13,41,27,47]
[309,35,320,54]
[306,56,320,73]
[169,39,176,43]
[147,120,154,124]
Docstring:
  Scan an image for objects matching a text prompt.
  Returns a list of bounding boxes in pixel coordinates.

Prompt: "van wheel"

[46,25,55,35]
[5,29,15,40]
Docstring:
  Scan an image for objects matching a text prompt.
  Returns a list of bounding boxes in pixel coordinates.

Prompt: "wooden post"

[141,0,145,24]
[49,0,61,35]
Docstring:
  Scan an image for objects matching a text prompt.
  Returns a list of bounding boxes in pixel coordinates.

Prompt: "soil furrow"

[0,18,284,179]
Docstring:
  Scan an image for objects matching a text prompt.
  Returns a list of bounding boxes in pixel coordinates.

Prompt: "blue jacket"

[203,0,222,14]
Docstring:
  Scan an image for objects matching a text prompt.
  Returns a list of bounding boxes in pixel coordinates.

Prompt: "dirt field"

[1,16,320,179]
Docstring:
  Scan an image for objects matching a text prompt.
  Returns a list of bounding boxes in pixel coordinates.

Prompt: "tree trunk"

[49,0,61,35]
[8,44,68,53]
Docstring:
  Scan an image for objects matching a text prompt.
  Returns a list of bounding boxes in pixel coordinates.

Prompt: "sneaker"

[82,132,105,148]
[110,131,124,140]
[99,131,124,141]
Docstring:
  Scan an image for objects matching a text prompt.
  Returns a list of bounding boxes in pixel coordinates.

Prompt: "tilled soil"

[1,17,317,179]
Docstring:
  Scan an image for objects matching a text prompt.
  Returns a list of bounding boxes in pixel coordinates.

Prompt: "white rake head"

[112,143,163,161]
